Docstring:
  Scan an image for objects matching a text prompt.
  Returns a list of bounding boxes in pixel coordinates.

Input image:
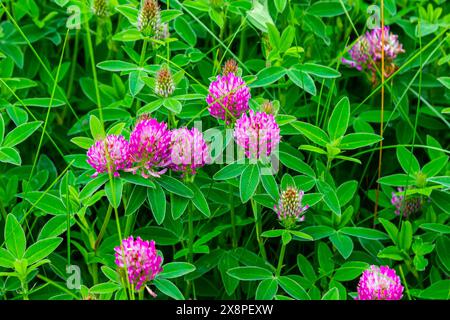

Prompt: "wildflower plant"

[0,0,448,304]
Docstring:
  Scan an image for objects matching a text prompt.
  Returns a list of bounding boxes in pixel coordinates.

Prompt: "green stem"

[185,201,195,298]
[276,241,287,277]
[238,18,246,61]
[188,203,194,266]
[229,184,237,248]
[94,204,113,251]
[398,265,412,300]
[251,198,267,260]
[139,38,149,66]
[21,280,29,300]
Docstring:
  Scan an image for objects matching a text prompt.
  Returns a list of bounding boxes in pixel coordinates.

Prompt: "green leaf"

[290,230,313,241]
[0,248,15,268]
[90,282,121,294]
[160,262,196,279]
[286,67,316,95]
[420,223,450,234]
[274,0,287,13]
[316,180,341,216]
[300,63,341,78]
[329,233,353,259]
[430,190,450,214]
[70,137,94,150]
[260,171,279,200]
[190,183,210,217]
[38,215,74,240]
[97,60,139,72]
[415,280,450,300]
[377,246,405,261]
[171,195,189,220]
[112,29,143,42]
[0,113,4,145]
[217,253,239,296]
[256,279,278,300]
[339,133,382,149]
[3,121,41,147]
[307,1,351,17]
[322,287,339,300]
[250,66,286,87]
[19,98,65,108]
[0,147,21,165]
[80,174,109,201]
[213,163,247,180]
[115,5,138,24]
[163,98,182,114]
[334,261,369,281]
[399,221,413,252]
[174,16,196,46]
[379,218,399,245]
[427,176,450,189]
[302,226,335,240]
[267,23,280,50]
[121,172,156,189]
[279,26,295,53]
[291,121,329,146]
[105,178,123,209]
[328,97,350,140]
[161,9,183,23]
[18,192,67,215]
[378,173,415,186]
[5,214,26,258]
[227,266,273,281]
[89,115,105,140]
[296,254,316,281]
[318,242,334,275]
[129,70,145,96]
[396,146,420,175]
[24,238,62,265]
[158,175,193,198]
[340,227,389,240]
[336,180,357,207]
[435,236,450,273]
[261,230,284,238]
[279,151,315,177]
[125,185,147,216]
[422,157,448,178]
[240,164,260,203]
[277,276,310,300]
[154,279,184,300]
[138,100,164,114]
[147,183,166,225]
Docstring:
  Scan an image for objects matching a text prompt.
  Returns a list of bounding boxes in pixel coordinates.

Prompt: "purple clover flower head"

[234,110,280,160]
[391,187,422,217]
[342,37,370,71]
[87,134,130,177]
[155,65,175,98]
[342,26,404,80]
[170,127,210,176]
[114,236,163,291]
[357,265,404,300]
[127,117,171,178]
[206,73,250,123]
[365,26,405,61]
[137,0,162,38]
[274,186,309,229]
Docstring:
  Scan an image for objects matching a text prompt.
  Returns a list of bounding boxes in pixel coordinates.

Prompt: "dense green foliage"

[0,0,449,300]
